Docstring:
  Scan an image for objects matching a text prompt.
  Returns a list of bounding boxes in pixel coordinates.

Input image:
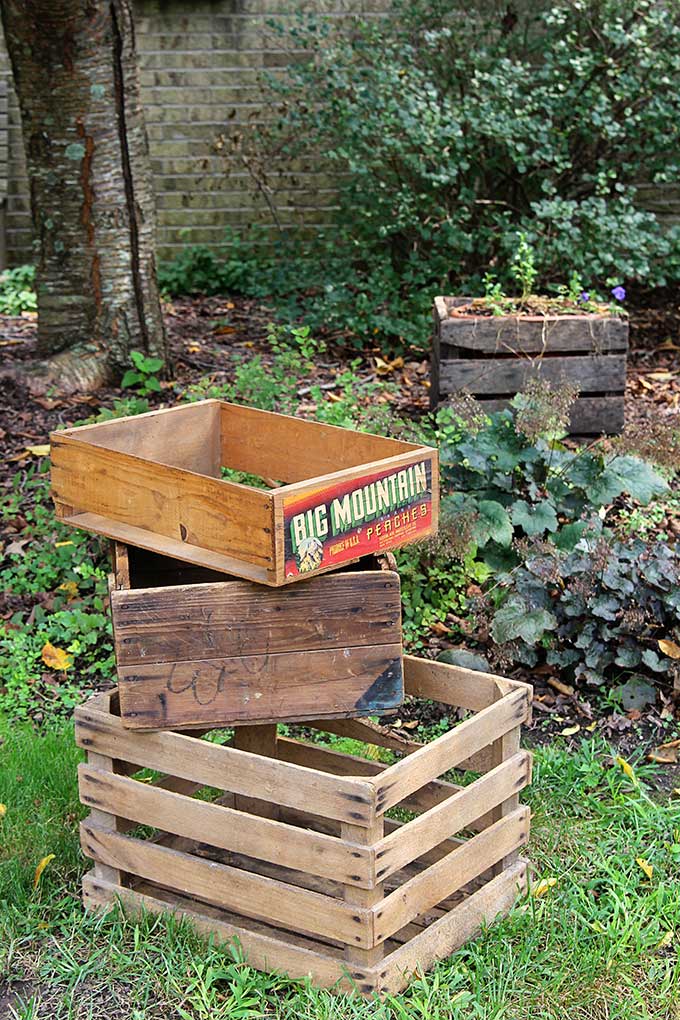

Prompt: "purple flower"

[579,291,590,303]
[611,285,626,302]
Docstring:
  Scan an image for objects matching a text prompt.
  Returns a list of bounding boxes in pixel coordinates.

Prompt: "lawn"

[1,714,679,1020]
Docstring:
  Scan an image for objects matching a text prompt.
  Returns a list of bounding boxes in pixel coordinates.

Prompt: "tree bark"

[1,0,168,392]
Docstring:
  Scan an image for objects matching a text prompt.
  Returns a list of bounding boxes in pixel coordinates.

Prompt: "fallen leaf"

[186,343,202,353]
[560,724,581,736]
[615,755,636,782]
[5,538,29,557]
[647,371,675,382]
[33,853,55,889]
[26,444,50,457]
[0,804,6,819]
[648,746,678,764]
[636,857,654,880]
[547,677,575,697]
[214,325,236,336]
[672,788,680,798]
[585,721,598,732]
[58,581,79,600]
[532,877,557,898]
[658,639,680,659]
[430,621,451,636]
[54,541,74,548]
[655,930,674,950]
[41,641,73,671]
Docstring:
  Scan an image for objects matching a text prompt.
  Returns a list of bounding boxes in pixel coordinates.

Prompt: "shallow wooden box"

[110,542,404,730]
[432,296,629,434]
[77,656,532,997]
[50,400,438,585]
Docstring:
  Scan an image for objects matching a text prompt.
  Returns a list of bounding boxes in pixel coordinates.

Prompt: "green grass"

[1,717,679,1020]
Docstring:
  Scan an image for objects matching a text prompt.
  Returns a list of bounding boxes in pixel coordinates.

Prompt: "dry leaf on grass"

[532,877,557,898]
[636,857,654,880]
[33,854,55,889]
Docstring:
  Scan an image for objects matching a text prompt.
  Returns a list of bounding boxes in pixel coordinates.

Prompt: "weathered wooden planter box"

[432,296,629,434]
[50,400,438,585]
[109,542,404,730]
[76,656,532,997]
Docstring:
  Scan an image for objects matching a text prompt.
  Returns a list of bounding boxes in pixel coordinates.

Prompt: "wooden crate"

[432,296,629,434]
[76,656,532,997]
[50,400,438,585]
[109,542,404,730]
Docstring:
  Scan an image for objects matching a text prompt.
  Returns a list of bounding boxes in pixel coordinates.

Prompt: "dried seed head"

[513,377,580,442]
[446,390,489,435]
[614,418,680,473]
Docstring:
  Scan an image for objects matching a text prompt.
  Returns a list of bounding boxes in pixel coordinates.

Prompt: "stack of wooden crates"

[51,399,532,997]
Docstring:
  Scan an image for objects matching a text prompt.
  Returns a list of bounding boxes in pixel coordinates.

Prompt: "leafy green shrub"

[223,0,680,346]
[158,238,261,297]
[0,264,36,314]
[491,530,680,692]
[437,384,680,691]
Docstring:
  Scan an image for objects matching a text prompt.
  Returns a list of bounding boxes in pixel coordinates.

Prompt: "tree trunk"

[1,0,168,392]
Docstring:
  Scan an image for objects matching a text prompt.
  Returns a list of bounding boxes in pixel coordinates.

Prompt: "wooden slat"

[274,737,500,826]
[472,395,625,435]
[303,716,494,774]
[403,655,504,711]
[80,822,372,948]
[219,401,421,484]
[438,354,626,396]
[435,298,629,353]
[371,688,531,813]
[379,860,528,995]
[74,701,377,826]
[374,752,531,882]
[111,570,401,665]
[116,644,403,729]
[233,725,280,819]
[82,873,377,994]
[305,717,419,755]
[373,807,530,942]
[51,434,274,567]
[342,817,384,967]
[78,765,374,888]
[58,401,221,476]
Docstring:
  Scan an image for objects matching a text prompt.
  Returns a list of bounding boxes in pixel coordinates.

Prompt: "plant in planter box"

[433,234,629,434]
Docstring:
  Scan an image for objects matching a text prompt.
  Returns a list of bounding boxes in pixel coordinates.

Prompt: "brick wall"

[0,0,390,265]
[0,1,677,267]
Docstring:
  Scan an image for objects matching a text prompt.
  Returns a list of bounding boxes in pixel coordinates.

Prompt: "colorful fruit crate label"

[283,454,436,577]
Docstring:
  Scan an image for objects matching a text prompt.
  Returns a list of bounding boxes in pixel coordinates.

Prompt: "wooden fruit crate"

[432,296,629,434]
[50,400,438,585]
[76,656,532,997]
[109,542,404,730]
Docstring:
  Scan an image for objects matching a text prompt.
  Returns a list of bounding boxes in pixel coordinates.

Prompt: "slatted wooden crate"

[76,656,532,997]
[109,542,404,730]
[432,296,629,434]
[50,400,438,585]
